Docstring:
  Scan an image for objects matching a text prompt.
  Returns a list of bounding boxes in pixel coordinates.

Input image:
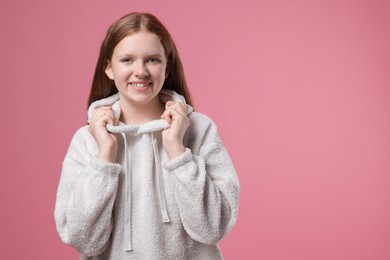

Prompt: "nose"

[134,61,148,77]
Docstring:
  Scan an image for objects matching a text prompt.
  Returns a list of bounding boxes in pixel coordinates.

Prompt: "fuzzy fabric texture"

[54,90,240,259]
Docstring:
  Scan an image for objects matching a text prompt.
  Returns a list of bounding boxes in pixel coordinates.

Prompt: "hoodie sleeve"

[54,127,121,256]
[162,115,240,245]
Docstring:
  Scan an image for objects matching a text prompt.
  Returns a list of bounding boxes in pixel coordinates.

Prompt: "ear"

[105,60,114,80]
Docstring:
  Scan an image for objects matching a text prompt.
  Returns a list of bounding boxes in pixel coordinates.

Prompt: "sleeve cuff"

[163,148,192,171]
[88,157,122,175]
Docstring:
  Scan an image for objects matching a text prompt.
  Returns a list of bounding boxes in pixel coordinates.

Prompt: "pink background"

[1,0,389,259]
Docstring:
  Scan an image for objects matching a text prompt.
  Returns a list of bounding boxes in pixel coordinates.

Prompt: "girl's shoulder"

[188,111,218,132]
[188,111,215,126]
[71,125,94,143]
[66,125,99,158]
[187,112,221,146]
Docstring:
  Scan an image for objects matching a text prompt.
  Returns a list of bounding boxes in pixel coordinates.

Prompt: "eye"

[147,58,161,63]
[120,57,133,63]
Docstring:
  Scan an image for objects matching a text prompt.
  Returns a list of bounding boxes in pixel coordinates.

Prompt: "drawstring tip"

[162,216,171,223]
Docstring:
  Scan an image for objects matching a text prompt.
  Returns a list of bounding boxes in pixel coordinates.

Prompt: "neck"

[119,96,165,125]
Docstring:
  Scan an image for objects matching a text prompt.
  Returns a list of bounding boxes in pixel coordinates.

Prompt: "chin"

[126,95,157,105]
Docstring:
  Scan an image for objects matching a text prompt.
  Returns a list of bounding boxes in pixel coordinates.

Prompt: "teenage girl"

[55,12,240,260]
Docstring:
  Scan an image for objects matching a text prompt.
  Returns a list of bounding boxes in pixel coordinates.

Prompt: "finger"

[169,107,186,118]
[95,108,115,120]
[161,110,173,124]
[174,103,187,116]
[161,105,174,118]
[166,102,186,116]
[165,101,176,109]
[165,107,186,121]
[94,112,114,124]
[106,115,115,126]
[92,106,111,114]
[93,112,115,128]
[92,106,113,119]
[166,101,185,115]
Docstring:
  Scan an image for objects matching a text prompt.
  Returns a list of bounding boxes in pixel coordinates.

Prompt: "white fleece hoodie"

[54,89,240,259]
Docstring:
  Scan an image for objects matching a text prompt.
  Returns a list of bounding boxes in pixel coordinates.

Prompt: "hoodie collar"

[87,89,193,135]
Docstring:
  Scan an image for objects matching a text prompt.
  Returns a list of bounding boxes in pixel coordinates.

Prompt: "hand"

[88,106,118,163]
[161,101,191,160]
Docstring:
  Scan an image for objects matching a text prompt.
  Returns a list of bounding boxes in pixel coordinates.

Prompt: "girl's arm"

[54,127,121,256]
[163,114,240,244]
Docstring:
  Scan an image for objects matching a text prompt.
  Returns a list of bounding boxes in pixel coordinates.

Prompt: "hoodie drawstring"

[151,133,171,223]
[122,133,133,251]
[122,133,170,252]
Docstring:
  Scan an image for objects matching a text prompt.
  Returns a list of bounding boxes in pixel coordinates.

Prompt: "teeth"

[131,83,147,88]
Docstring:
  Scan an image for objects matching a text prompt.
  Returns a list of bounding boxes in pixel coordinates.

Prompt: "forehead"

[113,31,165,56]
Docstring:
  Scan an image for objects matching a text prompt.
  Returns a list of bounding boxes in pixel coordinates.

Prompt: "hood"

[87,89,193,252]
[87,89,193,135]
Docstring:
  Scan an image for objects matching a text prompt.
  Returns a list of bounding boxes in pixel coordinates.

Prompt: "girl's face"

[105,31,167,107]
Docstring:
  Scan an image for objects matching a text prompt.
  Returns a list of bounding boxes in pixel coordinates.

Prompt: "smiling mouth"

[129,82,152,88]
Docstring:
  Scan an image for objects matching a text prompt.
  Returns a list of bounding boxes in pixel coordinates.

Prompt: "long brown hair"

[88,12,193,107]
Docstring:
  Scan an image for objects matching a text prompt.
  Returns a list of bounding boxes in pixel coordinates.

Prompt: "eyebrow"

[116,53,164,59]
